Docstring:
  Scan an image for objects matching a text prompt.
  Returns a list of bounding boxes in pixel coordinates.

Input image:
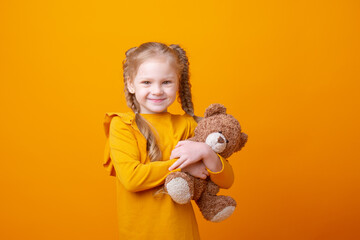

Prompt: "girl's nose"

[152,84,164,95]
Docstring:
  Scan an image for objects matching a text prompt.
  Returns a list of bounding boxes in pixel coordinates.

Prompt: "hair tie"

[135,111,139,114]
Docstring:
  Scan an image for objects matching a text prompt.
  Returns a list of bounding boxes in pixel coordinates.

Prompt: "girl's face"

[127,57,179,114]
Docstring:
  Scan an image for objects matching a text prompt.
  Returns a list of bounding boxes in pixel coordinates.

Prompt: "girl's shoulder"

[103,111,136,137]
[105,111,135,124]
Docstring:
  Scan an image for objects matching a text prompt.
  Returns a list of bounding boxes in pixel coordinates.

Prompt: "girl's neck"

[139,111,170,117]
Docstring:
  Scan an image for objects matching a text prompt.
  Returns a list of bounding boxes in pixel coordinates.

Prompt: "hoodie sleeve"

[206,154,234,189]
[103,113,180,192]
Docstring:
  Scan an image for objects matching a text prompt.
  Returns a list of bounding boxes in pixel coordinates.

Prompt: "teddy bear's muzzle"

[205,132,227,153]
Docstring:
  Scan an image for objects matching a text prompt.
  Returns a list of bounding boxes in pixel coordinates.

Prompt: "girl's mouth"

[148,98,165,103]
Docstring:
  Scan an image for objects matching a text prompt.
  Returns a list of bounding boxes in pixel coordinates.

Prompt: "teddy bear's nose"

[218,136,225,143]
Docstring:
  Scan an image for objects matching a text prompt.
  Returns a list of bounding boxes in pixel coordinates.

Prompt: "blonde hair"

[122,42,199,162]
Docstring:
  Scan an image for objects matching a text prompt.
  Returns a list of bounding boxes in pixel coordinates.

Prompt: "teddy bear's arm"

[207,154,234,189]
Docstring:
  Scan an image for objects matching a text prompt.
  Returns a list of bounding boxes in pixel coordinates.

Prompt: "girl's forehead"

[140,55,176,66]
[135,57,178,77]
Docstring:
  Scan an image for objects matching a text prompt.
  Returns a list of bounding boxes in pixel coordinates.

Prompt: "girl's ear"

[127,78,135,94]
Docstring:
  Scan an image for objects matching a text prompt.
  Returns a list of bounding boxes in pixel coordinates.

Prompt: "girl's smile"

[127,57,179,114]
[148,98,166,103]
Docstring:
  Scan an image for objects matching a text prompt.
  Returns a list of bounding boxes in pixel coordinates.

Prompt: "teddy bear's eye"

[226,139,229,143]
[218,131,222,134]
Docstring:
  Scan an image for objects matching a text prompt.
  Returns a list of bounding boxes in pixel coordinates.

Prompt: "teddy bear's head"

[194,104,248,158]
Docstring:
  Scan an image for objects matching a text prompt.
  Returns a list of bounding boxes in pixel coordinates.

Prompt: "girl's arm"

[108,117,180,192]
[169,140,234,189]
[207,153,234,189]
[181,161,209,179]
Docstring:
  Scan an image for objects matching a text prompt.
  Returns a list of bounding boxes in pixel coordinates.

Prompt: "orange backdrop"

[1,0,359,239]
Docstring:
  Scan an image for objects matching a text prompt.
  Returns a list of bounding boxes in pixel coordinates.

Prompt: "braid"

[169,44,201,122]
[179,76,194,116]
[123,78,140,112]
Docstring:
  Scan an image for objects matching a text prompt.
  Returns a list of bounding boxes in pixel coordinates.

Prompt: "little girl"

[103,42,234,240]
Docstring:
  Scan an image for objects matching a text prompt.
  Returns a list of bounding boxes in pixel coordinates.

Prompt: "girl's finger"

[174,141,185,148]
[177,160,193,170]
[168,157,185,171]
[169,148,180,160]
[170,147,184,160]
[174,140,190,148]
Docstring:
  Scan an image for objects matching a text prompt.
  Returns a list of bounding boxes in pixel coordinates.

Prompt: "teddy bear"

[164,103,248,222]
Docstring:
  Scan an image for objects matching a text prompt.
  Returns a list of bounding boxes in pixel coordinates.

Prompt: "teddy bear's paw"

[211,206,235,223]
[166,177,192,204]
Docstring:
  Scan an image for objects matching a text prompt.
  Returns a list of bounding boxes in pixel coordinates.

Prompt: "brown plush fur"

[164,104,248,222]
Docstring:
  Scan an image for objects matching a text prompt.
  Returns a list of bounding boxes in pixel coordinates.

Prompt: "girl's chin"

[141,105,168,114]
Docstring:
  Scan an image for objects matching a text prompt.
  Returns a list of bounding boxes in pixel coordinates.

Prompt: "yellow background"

[1,0,360,239]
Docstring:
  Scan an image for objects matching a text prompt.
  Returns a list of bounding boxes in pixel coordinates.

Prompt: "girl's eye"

[163,81,172,84]
[142,81,151,84]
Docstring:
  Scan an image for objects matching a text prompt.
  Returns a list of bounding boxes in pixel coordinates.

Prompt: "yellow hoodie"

[103,111,234,240]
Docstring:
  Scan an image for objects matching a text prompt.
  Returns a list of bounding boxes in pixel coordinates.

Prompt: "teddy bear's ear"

[204,104,227,118]
[235,132,248,152]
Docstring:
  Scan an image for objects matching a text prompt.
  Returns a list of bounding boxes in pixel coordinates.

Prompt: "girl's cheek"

[137,88,147,94]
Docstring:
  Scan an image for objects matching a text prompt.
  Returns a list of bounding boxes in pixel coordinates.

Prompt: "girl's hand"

[169,140,212,171]
[182,161,209,179]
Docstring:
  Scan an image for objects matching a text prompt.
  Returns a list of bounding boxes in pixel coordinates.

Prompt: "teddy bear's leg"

[196,180,237,222]
[164,172,194,204]
[192,177,208,201]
